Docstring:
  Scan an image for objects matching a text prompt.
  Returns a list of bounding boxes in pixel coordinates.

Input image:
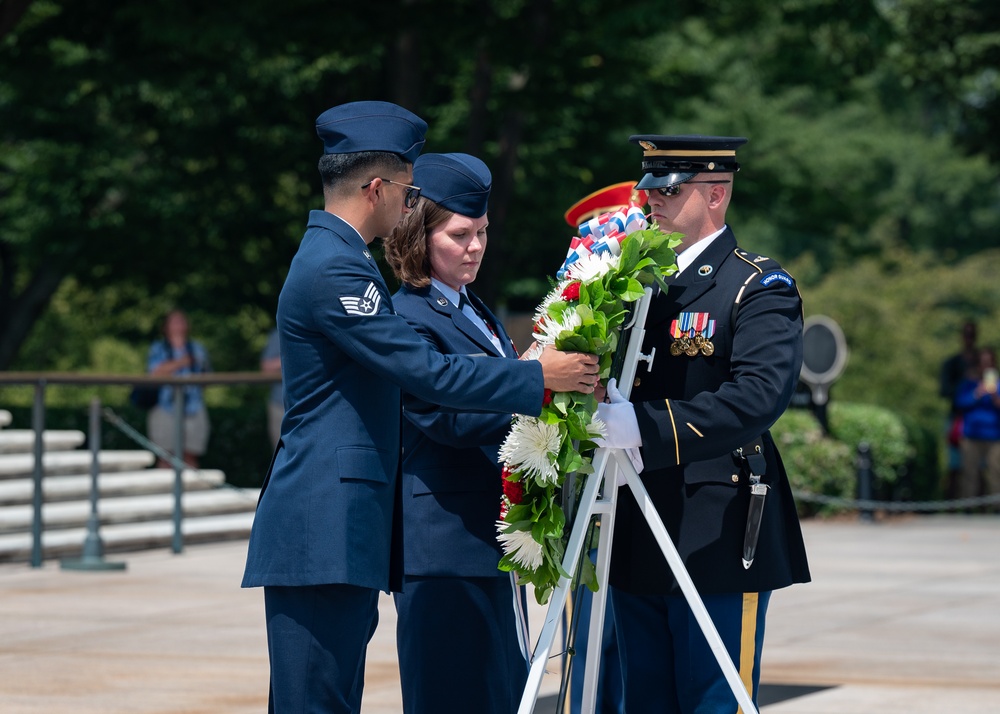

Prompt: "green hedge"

[773,401,940,516]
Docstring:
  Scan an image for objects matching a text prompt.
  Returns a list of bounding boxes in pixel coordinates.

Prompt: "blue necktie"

[459,294,502,353]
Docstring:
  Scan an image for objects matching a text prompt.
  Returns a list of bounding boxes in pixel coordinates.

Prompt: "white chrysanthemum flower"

[533,306,583,347]
[520,341,544,361]
[532,318,557,347]
[496,520,544,571]
[587,415,607,441]
[566,251,619,284]
[531,283,575,346]
[498,417,561,485]
[534,282,570,321]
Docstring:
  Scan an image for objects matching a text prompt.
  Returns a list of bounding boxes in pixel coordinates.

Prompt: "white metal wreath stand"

[517,288,759,714]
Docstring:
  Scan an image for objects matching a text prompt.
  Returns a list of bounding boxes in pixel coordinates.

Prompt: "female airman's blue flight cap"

[413,153,491,218]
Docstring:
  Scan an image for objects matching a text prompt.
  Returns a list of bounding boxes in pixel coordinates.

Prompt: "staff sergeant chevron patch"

[339,282,382,316]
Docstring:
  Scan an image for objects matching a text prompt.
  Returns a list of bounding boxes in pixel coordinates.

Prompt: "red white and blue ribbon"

[557,204,648,279]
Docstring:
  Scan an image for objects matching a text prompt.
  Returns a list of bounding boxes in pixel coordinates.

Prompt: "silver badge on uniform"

[339,282,382,317]
[363,250,372,260]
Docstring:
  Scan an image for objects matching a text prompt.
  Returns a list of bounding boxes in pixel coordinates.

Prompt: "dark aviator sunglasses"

[361,178,422,209]
[652,180,731,197]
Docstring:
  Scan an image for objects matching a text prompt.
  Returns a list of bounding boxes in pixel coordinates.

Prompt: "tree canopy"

[2,0,999,443]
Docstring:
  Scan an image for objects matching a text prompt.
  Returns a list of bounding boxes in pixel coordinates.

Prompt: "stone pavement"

[1,515,998,713]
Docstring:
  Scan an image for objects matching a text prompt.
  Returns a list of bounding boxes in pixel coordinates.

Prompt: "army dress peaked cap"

[316,101,427,163]
[414,153,491,218]
[630,134,747,190]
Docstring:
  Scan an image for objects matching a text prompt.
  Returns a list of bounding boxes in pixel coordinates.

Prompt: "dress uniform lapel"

[466,291,516,358]
[647,230,737,327]
[428,287,502,356]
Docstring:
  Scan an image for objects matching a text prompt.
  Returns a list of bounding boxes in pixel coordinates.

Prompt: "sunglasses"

[361,178,422,209]
[652,180,731,197]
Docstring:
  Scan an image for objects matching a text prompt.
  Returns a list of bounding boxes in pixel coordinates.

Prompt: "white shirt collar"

[676,226,727,275]
[431,278,464,307]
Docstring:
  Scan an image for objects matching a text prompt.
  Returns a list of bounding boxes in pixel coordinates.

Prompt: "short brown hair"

[383,198,453,288]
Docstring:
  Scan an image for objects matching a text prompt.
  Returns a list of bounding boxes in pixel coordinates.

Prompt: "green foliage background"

[773,401,930,515]
[2,0,1000,492]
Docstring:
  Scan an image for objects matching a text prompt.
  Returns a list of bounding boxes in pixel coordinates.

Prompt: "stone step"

[0,429,86,453]
[0,511,257,563]
[0,487,258,533]
[0,450,156,480]
[0,468,226,506]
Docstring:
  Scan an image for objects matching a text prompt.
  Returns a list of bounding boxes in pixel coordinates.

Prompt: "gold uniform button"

[731,474,739,483]
[634,378,641,387]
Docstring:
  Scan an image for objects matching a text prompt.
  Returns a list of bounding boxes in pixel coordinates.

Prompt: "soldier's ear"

[706,184,728,209]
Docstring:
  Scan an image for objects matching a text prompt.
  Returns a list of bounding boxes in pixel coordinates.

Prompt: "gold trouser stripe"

[736,593,759,714]
[665,399,679,464]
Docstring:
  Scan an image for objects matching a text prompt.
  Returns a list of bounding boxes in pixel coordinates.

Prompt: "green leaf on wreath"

[620,277,645,301]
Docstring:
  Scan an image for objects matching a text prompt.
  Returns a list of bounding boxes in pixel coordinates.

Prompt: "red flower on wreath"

[542,388,554,406]
[561,281,581,301]
[501,466,524,505]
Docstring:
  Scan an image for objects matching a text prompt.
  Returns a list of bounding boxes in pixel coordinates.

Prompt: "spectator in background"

[955,345,1000,504]
[146,309,211,468]
[260,328,283,450]
[939,320,979,498]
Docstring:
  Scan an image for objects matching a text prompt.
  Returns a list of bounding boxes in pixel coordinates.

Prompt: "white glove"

[595,378,642,450]
[596,379,644,484]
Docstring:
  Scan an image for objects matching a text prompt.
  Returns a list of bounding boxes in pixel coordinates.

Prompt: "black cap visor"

[635,171,698,190]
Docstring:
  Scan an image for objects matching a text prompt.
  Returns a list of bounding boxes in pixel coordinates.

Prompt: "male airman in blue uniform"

[241,101,599,713]
[596,135,811,713]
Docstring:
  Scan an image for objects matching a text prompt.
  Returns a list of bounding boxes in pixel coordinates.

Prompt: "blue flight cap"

[630,134,747,190]
[413,153,491,218]
[315,101,427,163]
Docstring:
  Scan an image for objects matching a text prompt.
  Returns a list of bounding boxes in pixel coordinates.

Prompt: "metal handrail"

[0,371,278,386]
[0,371,280,567]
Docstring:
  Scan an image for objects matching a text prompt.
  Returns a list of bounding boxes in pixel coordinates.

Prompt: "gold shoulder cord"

[733,252,763,309]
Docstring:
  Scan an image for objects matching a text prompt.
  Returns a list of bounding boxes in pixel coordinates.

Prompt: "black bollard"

[856,441,874,523]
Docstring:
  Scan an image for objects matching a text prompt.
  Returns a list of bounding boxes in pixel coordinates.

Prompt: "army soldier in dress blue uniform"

[241,101,599,714]
[596,135,811,713]
[382,152,528,714]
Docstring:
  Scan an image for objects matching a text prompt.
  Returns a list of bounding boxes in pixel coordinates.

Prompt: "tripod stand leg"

[516,450,614,714]
[577,461,618,714]
[613,450,760,714]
